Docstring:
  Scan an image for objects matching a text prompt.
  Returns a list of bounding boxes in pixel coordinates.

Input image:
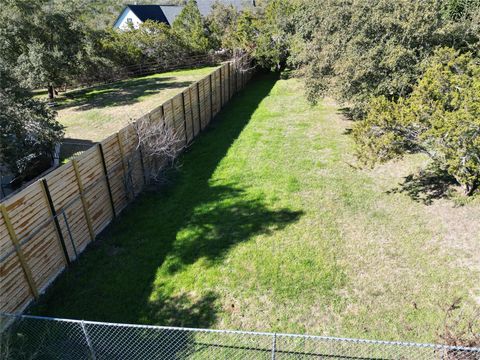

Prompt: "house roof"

[159,5,184,25]
[126,5,169,24]
[117,1,255,28]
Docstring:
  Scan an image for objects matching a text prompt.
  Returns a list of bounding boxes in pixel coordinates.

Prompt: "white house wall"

[114,8,143,30]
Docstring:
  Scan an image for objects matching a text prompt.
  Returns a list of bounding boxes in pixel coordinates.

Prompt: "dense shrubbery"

[102,21,189,68]
[172,0,210,54]
[205,0,295,69]
[289,0,479,117]
[354,49,480,195]
[0,66,64,176]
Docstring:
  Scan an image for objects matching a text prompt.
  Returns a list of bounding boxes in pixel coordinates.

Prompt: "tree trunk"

[464,182,478,196]
[48,84,55,100]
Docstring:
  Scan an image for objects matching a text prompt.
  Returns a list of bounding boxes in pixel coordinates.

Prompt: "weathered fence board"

[0,57,254,315]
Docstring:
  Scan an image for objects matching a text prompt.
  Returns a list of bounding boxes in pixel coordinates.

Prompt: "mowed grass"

[31,74,480,343]
[48,67,217,141]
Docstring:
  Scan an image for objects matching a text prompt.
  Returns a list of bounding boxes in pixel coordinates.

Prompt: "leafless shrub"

[132,117,184,185]
[233,50,255,75]
[437,298,480,359]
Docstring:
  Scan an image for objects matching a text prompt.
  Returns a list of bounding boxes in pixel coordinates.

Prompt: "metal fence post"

[40,179,70,266]
[81,321,97,360]
[98,144,117,218]
[61,211,78,260]
[271,332,277,360]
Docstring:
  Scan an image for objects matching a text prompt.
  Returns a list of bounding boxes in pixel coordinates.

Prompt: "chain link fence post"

[81,321,97,360]
[271,332,277,360]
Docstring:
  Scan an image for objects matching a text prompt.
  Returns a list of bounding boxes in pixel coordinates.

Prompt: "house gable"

[113,7,144,30]
[113,1,256,30]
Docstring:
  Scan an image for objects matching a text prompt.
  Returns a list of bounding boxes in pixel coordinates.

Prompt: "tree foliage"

[206,0,295,70]
[172,0,210,54]
[102,20,189,68]
[353,48,480,195]
[0,66,64,175]
[290,0,480,117]
[253,0,296,70]
[205,1,241,50]
[0,0,95,98]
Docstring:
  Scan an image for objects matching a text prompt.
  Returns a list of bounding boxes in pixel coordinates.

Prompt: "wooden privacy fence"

[0,57,254,315]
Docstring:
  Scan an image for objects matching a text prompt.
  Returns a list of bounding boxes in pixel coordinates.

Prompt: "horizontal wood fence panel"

[162,101,174,130]
[0,56,254,314]
[0,253,33,313]
[76,147,114,236]
[0,212,12,257]
[0,210,35,314]
[101,135,129,214]
[44,163,86,260]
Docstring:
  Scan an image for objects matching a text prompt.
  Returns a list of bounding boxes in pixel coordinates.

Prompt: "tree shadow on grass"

[338,107,356,121]
[387,164,457,205]
[31,73,301,329]
[56,76,193,111]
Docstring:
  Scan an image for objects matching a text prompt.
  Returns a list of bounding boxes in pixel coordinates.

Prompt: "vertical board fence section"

[0,57,254,315]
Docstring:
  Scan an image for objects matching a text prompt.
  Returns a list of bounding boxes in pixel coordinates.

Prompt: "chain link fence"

[1,314,479,360]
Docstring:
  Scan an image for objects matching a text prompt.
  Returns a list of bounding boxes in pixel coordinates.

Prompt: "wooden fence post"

[72,159,95,241]
[219,67,223,108]
[97,144,117,218]
[160,105,165,127]
[0,204,39,299]
[181,92,188,146]
[189,87,195,138]
[209,74,214,121]
[40,179,70,265]
[196,82,202,132]
[116,132,131,201]
[136,123,148,186]
[235,60,238,93]
[227,62,231,100]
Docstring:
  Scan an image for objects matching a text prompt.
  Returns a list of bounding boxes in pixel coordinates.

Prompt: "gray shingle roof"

[159,5,184,25]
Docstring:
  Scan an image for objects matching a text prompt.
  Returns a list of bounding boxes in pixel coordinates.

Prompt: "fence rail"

[73,53,224,91]
[1,313,479,360]
[0,56,254,315]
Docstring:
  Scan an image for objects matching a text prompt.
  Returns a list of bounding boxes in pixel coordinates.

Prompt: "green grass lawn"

[31,73,480,343]
[44,67,217,141]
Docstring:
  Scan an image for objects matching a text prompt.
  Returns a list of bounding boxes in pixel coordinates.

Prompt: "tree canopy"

[0,65,63,176]
[172,0,210,54]
[289,0,480,117]
[0,0,96,99]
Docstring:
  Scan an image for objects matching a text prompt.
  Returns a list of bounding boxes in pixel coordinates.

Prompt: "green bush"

[206,0,295,70]
[102,20,189,68]
[172,0,210,54]
[353,48,480,195]
[0,66,64,175]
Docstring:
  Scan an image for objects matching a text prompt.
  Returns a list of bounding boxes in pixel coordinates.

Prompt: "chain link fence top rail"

[1,314,479,360]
